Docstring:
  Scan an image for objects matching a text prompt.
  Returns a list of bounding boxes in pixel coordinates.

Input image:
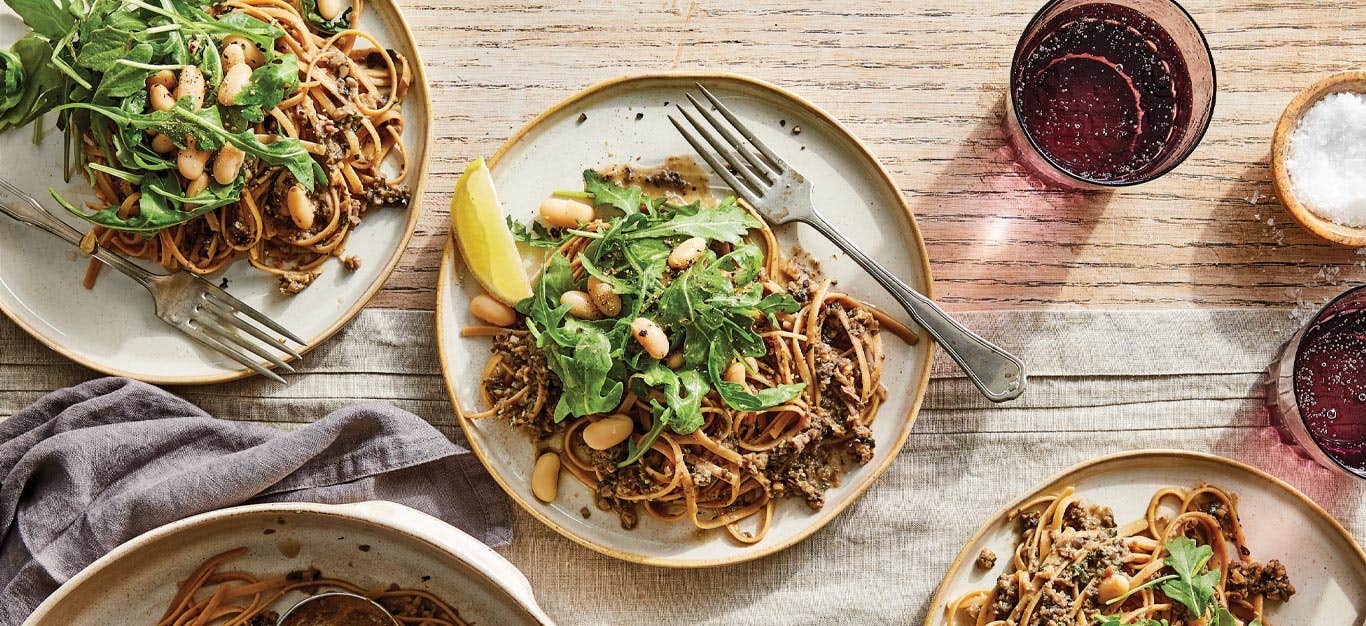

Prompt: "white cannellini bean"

[630,317,669,359]
[316,0,351,21]
[724,360,747,385]
[665,352,685,370]
[150,133,175,154]
[560,290,601,320]
[147,69,176,90]
[582,415,634,450]
[212,143,246,185]
[183,173,209,210]
[286,184,316,230]
[586,276,621,317]
[222,41,246,68]
[217,62,253,106]
[469,294,517,327]
[176,139,210,180]
[530,452,561,503]
[538,196,594,228]
[148,83,176,112]
[185,173,209,197]
[668,236,707,269]
[174,65,205,110]
[222,36,265,68]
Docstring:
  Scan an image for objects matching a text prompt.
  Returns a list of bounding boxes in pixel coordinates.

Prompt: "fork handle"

[800,215,1027,402]
[0,186,157,287]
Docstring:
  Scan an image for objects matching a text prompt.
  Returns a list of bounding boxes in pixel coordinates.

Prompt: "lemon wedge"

[450,158,533,305]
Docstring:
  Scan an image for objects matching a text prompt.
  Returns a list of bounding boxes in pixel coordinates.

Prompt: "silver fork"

[0,177,305,383]
[671,84,1026,402]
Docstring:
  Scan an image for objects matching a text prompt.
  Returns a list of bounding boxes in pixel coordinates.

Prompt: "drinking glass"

[1005,0,1217,189]
[1268,285,1366,479]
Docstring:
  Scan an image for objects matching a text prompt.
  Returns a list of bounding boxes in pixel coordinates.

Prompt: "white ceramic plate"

[435,73,936,567]
[24,502,553,626]
[925,450,1366,626]
[0,2,430,384]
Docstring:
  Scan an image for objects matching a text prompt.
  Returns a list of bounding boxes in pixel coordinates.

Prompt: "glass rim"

[1289,283,1366,479]
[1008,0,1218,188]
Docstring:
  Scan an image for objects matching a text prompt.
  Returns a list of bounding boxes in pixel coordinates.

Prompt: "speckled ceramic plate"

[0,1,429,384]
[926,450,1366,626]
[435,73,936,567]
[23,502,553,626]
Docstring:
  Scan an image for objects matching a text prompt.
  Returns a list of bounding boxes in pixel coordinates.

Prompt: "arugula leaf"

[0,50,23,114]
[191,33,222,89]
[73,3,148,72]
[300,0,351,34]
[507,216,570,248]
[546,319,623,422]
[583,169,643,214]
[715,379,806,411]
[518,251,574,319]
[1160,537,1220,620]
[55,100,328,190]
[0,35,66,131]
[1104,574,1178,607]
[618,403,667,468]
[5,0,76,39]
[92,42,153,100]
[521,254,622,421]
[633,363,707,434]
[225,53,298,124]
[53,168,242,234]
[1208,609,1237,626]
[125,0,283,50]
[625,196,759,244]
[577,254,634,297]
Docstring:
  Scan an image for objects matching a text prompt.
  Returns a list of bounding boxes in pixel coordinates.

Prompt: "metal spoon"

[276,592,398,626]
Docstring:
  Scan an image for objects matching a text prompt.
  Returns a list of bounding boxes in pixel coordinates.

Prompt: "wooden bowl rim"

[1272,71,1366,247]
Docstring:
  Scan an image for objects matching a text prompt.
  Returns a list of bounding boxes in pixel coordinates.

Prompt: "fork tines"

[185,278,306,384]
[668,83,792,206]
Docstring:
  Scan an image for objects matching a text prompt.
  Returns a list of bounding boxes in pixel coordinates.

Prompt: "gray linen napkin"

[0,377,510,625]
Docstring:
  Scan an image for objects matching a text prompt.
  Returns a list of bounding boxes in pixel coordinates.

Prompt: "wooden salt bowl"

[1272,71,1366,247]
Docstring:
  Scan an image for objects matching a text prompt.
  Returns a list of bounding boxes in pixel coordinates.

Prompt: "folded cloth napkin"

[0,377,509,625]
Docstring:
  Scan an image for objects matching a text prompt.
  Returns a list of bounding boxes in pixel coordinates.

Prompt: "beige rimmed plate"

[0,1,430,384]
[925,450,1366,626]
[435,73,935,567]
[23,502,553,625]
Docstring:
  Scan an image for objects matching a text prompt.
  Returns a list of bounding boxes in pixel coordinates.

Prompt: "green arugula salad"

[509,170,807,464]
[0,0,411,292]
[461,163,895,532]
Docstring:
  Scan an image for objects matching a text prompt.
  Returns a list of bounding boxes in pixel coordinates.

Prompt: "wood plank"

[371,0,1366,312]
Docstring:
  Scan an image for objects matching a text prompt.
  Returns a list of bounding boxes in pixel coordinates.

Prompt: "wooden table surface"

[374,0,1366,314]
[4,4,1366,623]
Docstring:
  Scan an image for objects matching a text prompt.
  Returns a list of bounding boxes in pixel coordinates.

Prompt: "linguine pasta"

[78,0,412,294]
[946,484,1295,626]
[466,167,917,544]
[158,547,468,626]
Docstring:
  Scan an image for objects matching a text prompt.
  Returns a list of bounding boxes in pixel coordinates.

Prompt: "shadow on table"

[1196,159,1365,309]
[1209,373,1362,523]
[906,92,1115,309]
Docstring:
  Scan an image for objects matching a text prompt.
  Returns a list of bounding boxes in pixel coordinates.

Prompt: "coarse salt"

[1286,92,1366,227]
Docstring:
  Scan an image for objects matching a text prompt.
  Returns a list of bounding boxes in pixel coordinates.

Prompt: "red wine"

[1291,297,1366,475]
[1013,3,1193,183]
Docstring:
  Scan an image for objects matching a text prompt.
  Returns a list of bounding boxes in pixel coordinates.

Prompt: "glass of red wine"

[1006,0,1216,189]
[1268,285,1366,479]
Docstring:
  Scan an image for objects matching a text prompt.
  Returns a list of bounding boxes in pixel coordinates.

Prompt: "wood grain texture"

[371,0,1366,313]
